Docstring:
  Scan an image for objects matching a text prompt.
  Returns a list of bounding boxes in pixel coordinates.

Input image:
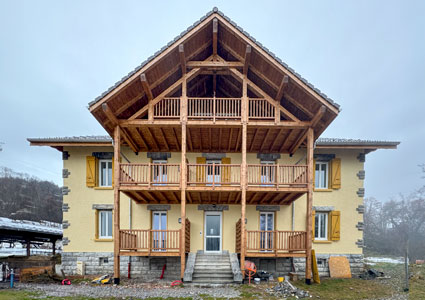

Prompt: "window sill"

[313,240,332,244]
[314,188,333,192]
[94,187,113,190]
[95,238,113,242]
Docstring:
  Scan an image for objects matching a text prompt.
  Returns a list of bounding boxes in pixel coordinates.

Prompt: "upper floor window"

[98,210,112,239]
[315,161,328,189]
[99,159,113,187]
[260,161,275,185]
[314,212,328,240]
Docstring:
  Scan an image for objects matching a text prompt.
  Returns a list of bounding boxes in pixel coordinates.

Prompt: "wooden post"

[305,128,314,284]
[113,126,121,284]
[180,75,188,280]
[240,77,248,275]
[52,239,56,256]
[26,238,30,257]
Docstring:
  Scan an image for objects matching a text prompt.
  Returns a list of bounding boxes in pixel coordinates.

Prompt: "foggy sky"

[1,0,424,201]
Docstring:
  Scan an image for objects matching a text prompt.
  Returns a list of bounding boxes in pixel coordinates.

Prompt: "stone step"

[195,259,230,263]
[193,273,233,279]
[194,266,232,271]
[195,262,231,266]
[191,278,234,284]
[193,270,233,276]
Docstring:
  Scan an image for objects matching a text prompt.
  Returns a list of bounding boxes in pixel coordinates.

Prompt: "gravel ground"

[367,263,409,300]
[15,281,241,299]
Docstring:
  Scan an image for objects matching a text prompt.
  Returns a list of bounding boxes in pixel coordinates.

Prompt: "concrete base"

[61,252,181,279]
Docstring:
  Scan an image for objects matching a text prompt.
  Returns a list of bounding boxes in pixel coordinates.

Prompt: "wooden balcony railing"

[120,163,180,186]
[119,229,181,253]
[187,163,241,187]
[248,98,275,120]
[245,230,307,254]
[188,97,241,121]
[247,164,307,187]
[154,97,180,118]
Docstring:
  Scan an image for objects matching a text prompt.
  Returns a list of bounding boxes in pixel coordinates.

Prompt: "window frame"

[98,209,113,239]
[98,159,113,187]
[314,212,328,241]
[315,161,329,189]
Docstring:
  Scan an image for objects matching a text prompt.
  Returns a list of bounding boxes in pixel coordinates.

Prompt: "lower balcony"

[119,219,190,256]
[236,220,307,258]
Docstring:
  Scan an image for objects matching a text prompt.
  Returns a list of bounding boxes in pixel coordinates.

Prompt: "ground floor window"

[98,210,112,239]
[314,212,328,240]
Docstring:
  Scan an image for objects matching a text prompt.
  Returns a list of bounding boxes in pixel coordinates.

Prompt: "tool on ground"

[244,260,257,285]
[171,280,183,287]
[91,274,112,284]
[61,278,71,285]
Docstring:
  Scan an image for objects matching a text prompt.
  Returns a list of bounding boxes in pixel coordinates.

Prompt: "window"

[152,211,167,251]
[315,162,328,189]
[314,212,328,240]
[206,160,221,185]
[98,210,112,239]
[99,159,113,187]
[152,160,167,185]
[260,161,275,185]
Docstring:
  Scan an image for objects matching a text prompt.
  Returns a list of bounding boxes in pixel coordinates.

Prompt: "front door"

[152,211,167,251]
[260,212,274,251]
[204,211,222,253]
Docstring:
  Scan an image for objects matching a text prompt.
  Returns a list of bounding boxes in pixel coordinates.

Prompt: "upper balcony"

[153,97,275,122]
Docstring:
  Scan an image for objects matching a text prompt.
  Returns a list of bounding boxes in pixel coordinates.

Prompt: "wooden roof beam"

[129,68,201,120]
[213,18,218,58]
[140,74,153,100]
[275,75,289,101]
[179,44,186,75]
[289,105,326,154]
[102,103,138,153]
[243,45,251,76]
[187,61,243,68]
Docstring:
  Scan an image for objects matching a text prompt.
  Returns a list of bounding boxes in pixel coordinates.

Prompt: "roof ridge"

[88,7,340,110]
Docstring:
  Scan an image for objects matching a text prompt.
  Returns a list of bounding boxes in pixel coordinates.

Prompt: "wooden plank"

[249,128,258,151]
[243,45,252,76]
[145,127,160,151]
[172,128,181,151]
[259,129,271,151]
[140,74,153,100]
[275,75,289,102]
[269,129,283,152]
[158,128,170,151]
[187,61,244,68]
[113,126,121,282]
[213,18,218,56]
[305,128,314,282]
[179,44,186,75]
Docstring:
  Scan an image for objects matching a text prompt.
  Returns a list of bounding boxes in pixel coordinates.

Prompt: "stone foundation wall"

[247,254,364,278]
[61,252,180,279]
[293,254,364,277]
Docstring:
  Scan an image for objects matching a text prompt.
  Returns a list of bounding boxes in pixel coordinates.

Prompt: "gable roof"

[88,7,339,111]
[87,7,340,141]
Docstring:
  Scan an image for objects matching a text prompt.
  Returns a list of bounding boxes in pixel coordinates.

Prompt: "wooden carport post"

[113,126,121,284]
[240,77,248,275]
[180,75,188,279]
[305,128,314,284]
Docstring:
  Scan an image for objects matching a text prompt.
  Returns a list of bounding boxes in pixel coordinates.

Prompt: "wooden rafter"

[102,103,138,153]
[218,128,222,151]
[187,128,193,151]
[179,44,186,75]
[187,61,243,68]
[141,191,159,204]
[250,128,258,151]
[140,74,153,100]
[129,68,201,120]
[289,105,326,154]
[269,129,283,152]
[236,128,241,151]
[275,75,289,101]
[279,130,297,152]
[187,192,193,203]
[213,18,218,57]
[199,128,203,151]
[130,191,148,203]
[145,127,159,151]
[243,45,251,75]
[128,127,149,151]
[171,128,180,151]
[228,128,233,151]
[209,128,212,151]
[158,128,170,151]
[259,129,271,151]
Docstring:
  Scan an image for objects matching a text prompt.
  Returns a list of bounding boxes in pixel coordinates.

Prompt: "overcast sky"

[0,0,424,201]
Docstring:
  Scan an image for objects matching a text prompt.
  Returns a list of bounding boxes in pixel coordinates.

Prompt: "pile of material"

[266,280,310,298]
[359,268,387,280]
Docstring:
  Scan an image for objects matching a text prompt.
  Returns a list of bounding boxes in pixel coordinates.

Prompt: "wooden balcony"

[247,164,308,189]
[236,220,307,257]
[153,97,276,121]
[187,163,241,189]
[119,219,190,256]
[120,163,180,189]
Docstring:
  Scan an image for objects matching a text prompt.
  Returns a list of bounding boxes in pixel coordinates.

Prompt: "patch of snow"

[0,217,62,235]
[365,256,405,265]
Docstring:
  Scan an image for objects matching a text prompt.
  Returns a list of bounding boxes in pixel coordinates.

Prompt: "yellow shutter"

[312,159,316,188]
[331,158,341,189]
[196,157,206,185]
[86,156,97,187]
[330,210,341,241]
[312,210,316,241]
[222,157,231,184]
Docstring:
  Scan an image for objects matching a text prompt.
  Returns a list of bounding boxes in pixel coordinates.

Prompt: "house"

[28,8,398,284]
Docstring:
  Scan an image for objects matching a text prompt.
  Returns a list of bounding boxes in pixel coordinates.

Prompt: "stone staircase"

[191,251,234,284]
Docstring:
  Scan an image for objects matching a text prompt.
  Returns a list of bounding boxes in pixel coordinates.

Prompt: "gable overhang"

[88,8,340,146]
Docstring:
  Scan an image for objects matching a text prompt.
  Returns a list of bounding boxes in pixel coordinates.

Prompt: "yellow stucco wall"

[62,146,364,255]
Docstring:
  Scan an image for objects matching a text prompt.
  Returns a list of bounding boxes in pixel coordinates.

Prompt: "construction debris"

[266,280,311,298]
[91,274,112,284]
[359,268,389,280]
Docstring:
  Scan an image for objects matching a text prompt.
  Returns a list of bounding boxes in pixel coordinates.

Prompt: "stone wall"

[246,254,364,278]
[61,252,180,279]
[293,254,364,277]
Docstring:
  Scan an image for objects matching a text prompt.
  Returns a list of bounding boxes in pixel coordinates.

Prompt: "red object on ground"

[61,279,71,285]
[171,280,183,287]
[244,260,257,285]
[159,264,166,279]
[128,262,131,279]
